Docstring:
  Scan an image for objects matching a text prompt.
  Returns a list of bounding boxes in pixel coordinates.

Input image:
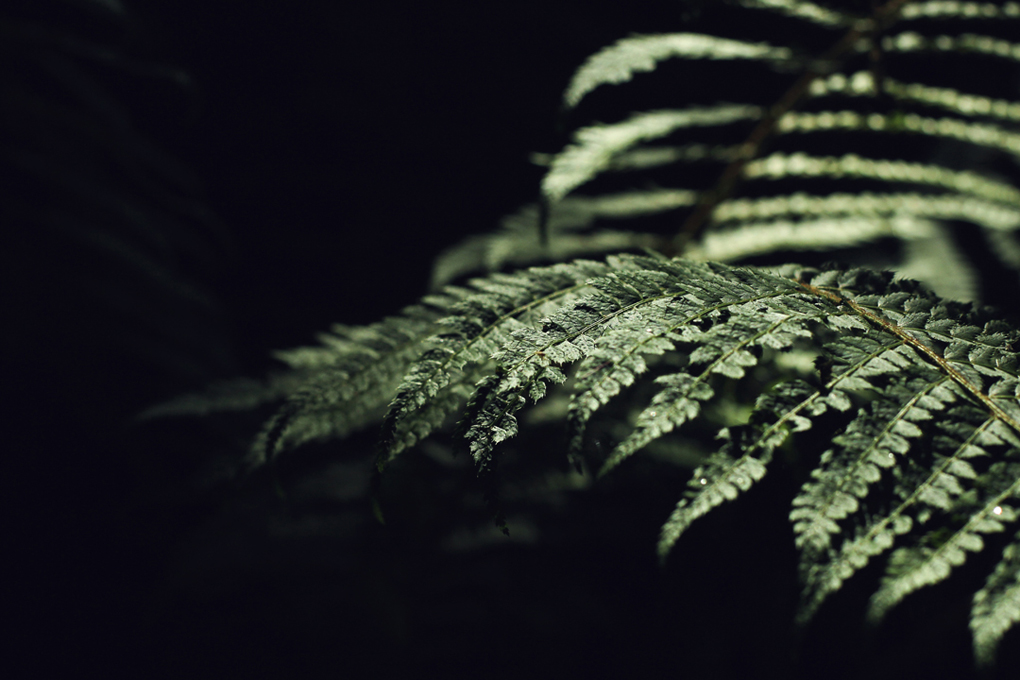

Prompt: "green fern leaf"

[541,106,761,204]
[972,528,1020,668]
[429,190,695,288]
[601,294,819,476]
[378,260,610,467]
[656,379,818,561]
[900,2,1020,21]
[249,296,458,466]
[657,449,771,561]
[563,33,792,110]
[790,373,956,560]
[868,467,1020,623]
[735,0,849,27]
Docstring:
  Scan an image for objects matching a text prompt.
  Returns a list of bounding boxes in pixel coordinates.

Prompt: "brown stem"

[669,0,913,255]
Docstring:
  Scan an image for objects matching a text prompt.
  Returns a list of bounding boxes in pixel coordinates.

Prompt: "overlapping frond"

[412,255,1020,660]
[431,0,1020,300]
[429,191,692,288]
[972,528,1020,667]
[378,259,611,467]
[563,33,792,110]
[735,0,851,27]
[244,251,1020,659]
[247,297,460,467]
[899,1,1020,21]
[541,106,762,204]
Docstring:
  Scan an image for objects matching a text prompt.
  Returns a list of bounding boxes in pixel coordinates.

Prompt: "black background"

[137,0,692,350]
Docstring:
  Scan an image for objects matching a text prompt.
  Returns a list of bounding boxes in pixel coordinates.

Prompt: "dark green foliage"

[157,0,1020,671]
[174,252,1020,666]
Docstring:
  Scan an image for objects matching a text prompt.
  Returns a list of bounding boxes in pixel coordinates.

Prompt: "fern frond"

[713,192,1020,228]
[786,273,1020,622]
[883,31,1020,65]
[563,33,792,110]
[138,374,306,419]
[378,259,611,467]
[248,296,459,466]
[656,378,820,560]
[897,223,979,301]
[601,284,821,475]
[458,256,689,469]
[433,257,1020,641]
[436,1,1019,302]
[541,106,761,203]
[797,410,1018,622]
[689,215,939,261]
[507,1,1020,306]
[429,190,695,288]
[741,153,1020,205]
[899,1,1020,21]
[811,70,1020,123]
[734,0,850,27]
[790,372,957,561]
[972,527,1020,667]
[420,256,1020,622]
[208,246,1020,664]
[776,111,1020,160]
[867,462,1020,623]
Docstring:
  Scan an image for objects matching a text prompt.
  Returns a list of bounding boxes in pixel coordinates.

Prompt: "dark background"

[3,1,711,678]
[4,1,1017,678]
[137,0,693,349]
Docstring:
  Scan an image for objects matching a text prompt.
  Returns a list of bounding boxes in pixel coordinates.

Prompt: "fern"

[154,0,1020,672]
[434,0,1020,303]
[176,254,1020,666]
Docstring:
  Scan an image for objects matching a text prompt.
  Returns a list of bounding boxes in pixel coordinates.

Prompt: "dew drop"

[699,478,708,485]
[994,506,1003,516]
